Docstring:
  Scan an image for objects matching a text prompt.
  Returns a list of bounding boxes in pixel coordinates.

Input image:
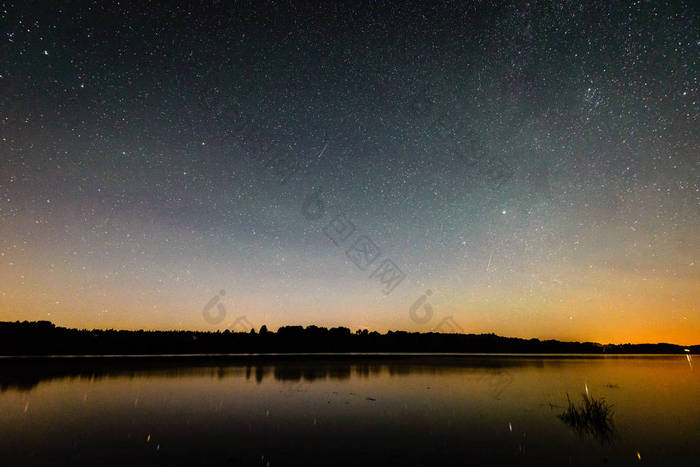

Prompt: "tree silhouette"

[0,320,696,356]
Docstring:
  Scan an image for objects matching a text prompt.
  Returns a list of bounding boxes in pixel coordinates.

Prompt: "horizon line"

[2,320,697,348]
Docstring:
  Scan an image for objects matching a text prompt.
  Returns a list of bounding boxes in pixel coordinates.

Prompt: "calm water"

[0,355,697,466]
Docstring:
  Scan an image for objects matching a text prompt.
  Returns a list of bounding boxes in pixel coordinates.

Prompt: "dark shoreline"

[0,352,695,359]
[2,321,697,356]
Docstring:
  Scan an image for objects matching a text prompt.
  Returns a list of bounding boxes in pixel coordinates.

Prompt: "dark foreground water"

[0,354,697,466]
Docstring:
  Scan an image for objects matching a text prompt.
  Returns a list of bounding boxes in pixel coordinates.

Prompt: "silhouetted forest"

[1,321,696,356]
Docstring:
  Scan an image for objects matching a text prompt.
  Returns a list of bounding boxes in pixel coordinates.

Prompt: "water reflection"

[0,355,696,466]
[1,355,522,392]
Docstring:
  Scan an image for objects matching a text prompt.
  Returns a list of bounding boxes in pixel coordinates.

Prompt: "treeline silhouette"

[1,321,696,356]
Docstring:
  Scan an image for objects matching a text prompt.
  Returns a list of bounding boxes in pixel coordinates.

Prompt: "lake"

[0,354,697,466]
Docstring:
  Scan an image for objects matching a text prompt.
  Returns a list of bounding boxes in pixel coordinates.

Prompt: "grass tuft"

[559,392,615,440]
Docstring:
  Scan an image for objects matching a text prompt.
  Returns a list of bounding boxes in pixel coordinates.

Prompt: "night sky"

[1,1,697,344]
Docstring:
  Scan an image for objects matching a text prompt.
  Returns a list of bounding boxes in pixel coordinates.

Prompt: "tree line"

[0,321,696,355]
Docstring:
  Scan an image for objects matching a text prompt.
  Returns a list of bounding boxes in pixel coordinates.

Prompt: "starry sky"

[0,1,698,344]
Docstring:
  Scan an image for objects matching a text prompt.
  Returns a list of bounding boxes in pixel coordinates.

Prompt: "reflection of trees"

[0,356,533,392]
[255,365,266,383]
[353,364,383,378]
[272,365,352,382]
[0,360,249,392]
